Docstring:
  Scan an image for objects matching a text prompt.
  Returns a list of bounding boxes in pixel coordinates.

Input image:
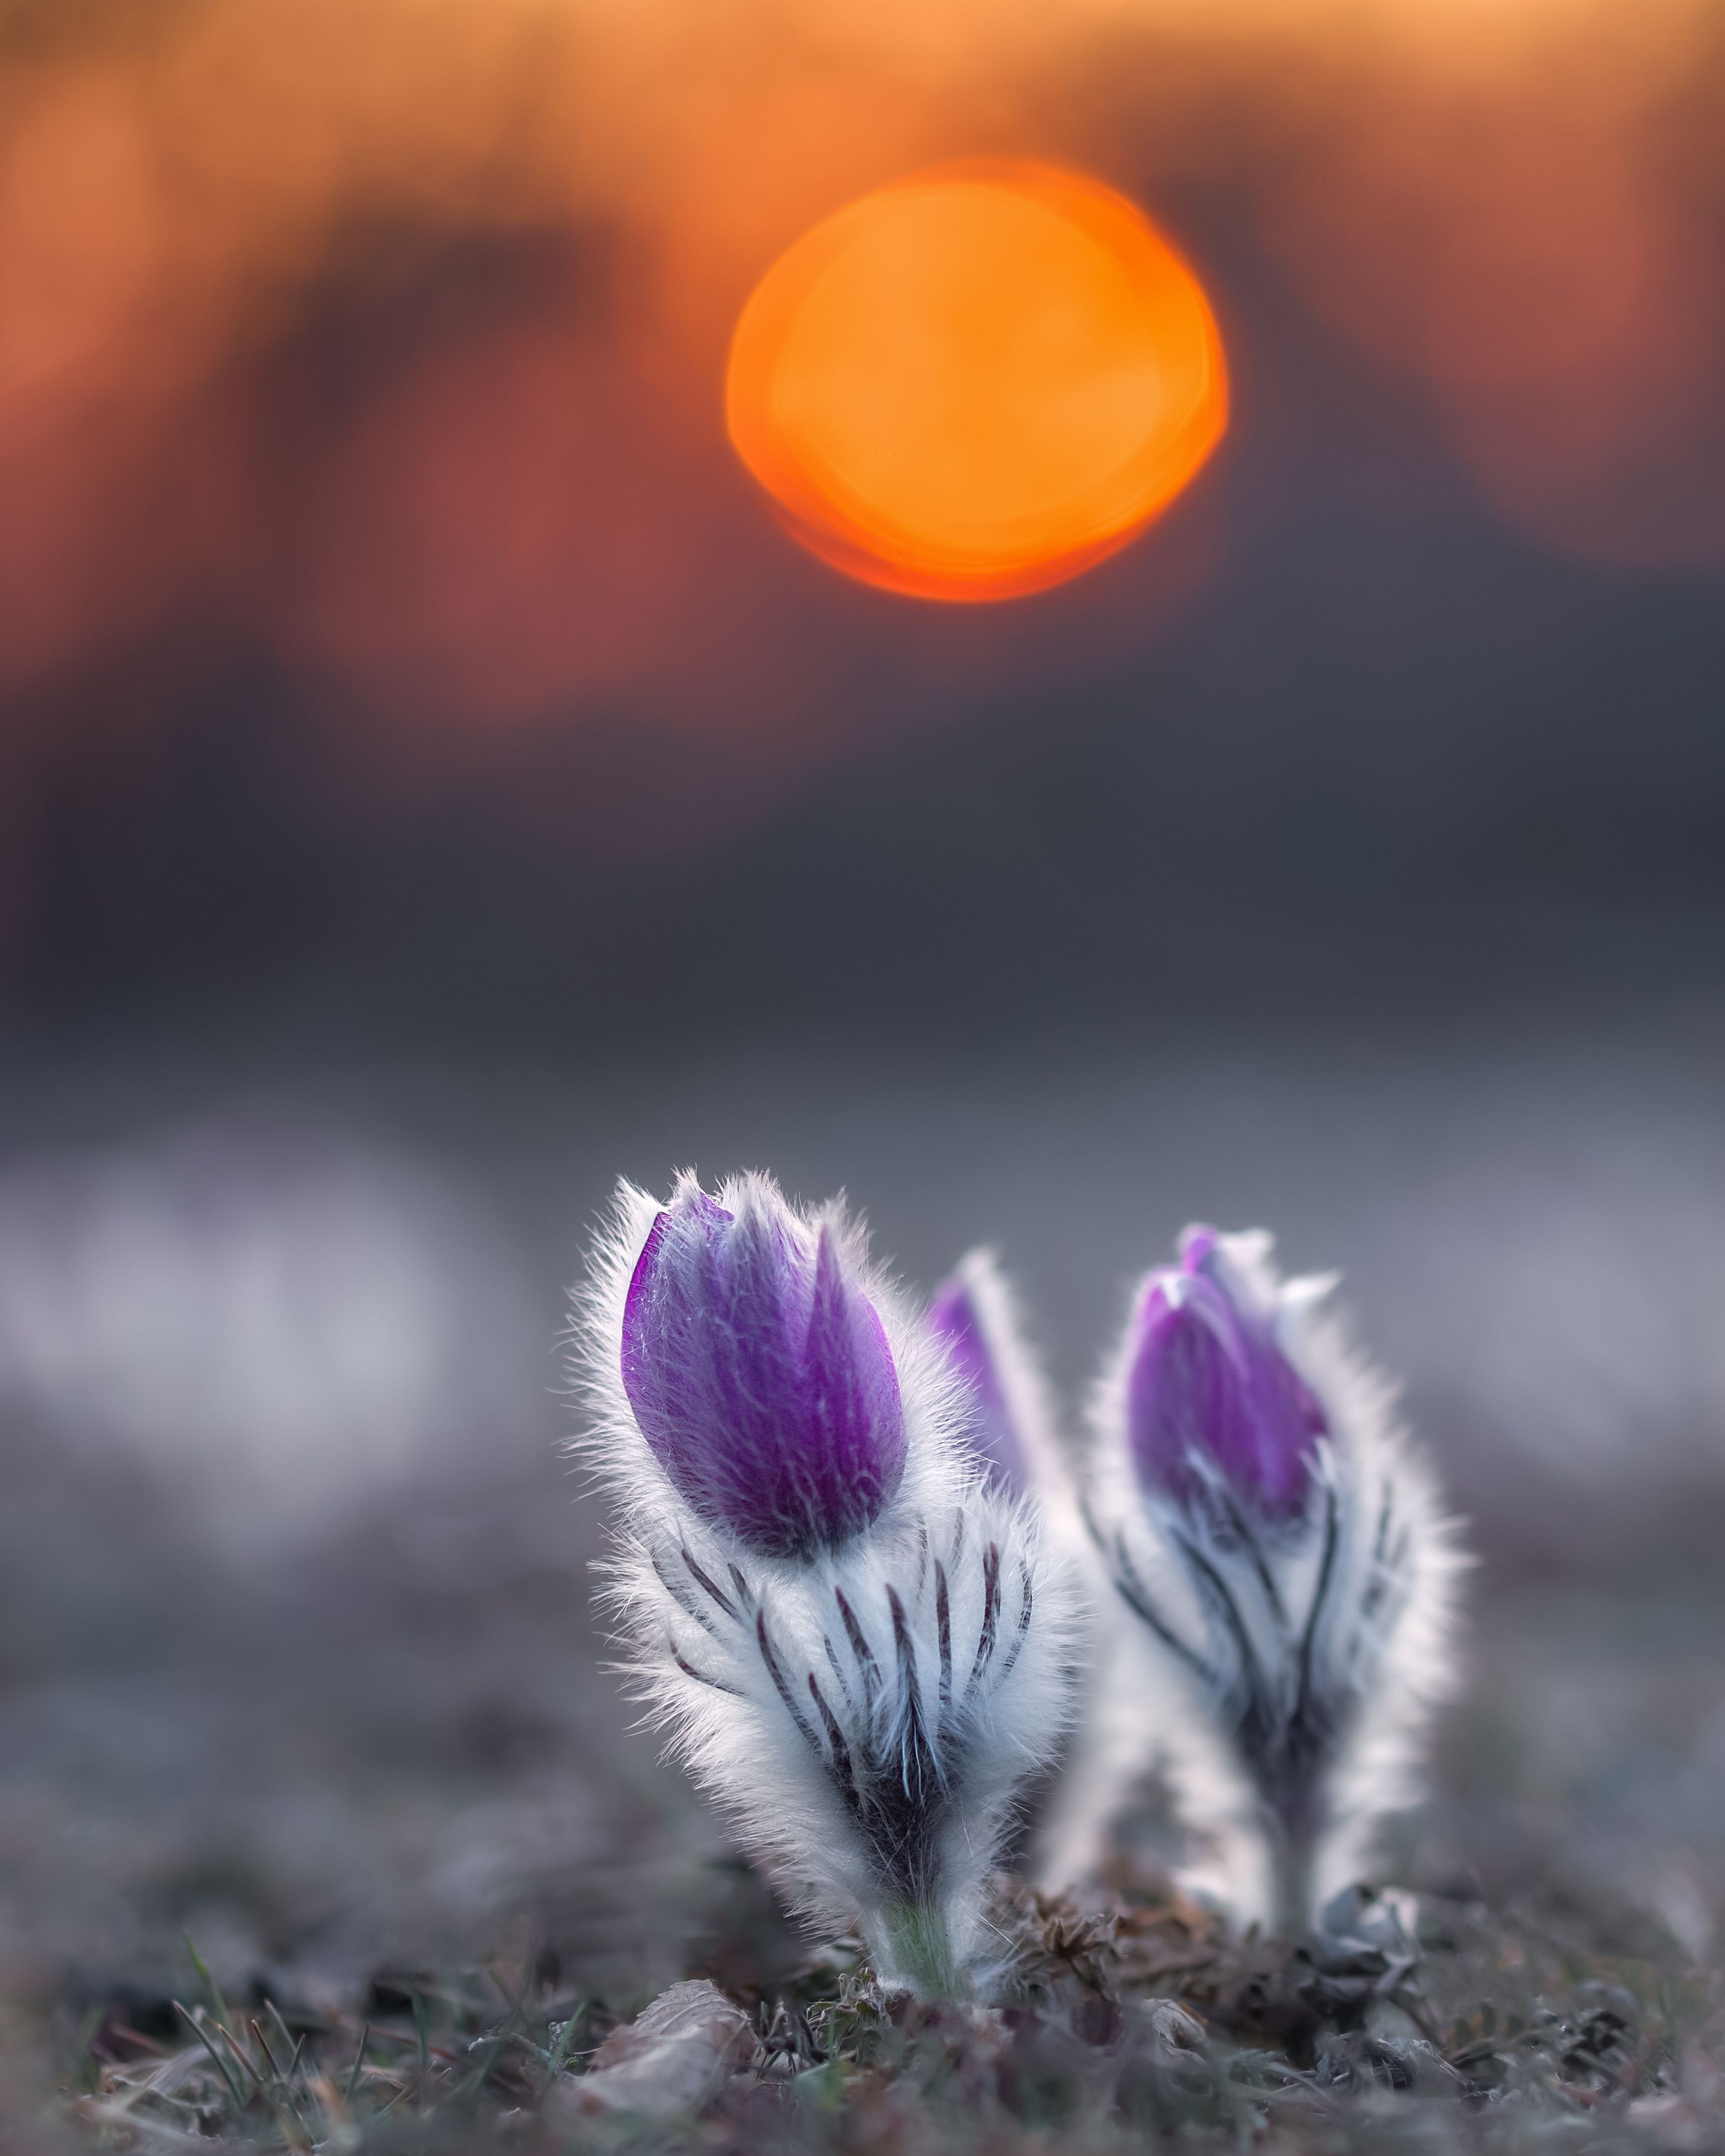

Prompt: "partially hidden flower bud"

[1124,1224,1326,1519]
[621,1181,905,1558]
[928,1249,1055,1498]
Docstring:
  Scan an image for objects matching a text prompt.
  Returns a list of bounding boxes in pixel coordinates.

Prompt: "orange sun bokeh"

[725,159,1228,603]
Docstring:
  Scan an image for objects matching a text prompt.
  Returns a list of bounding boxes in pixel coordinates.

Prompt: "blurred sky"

[0,0,1721,1041]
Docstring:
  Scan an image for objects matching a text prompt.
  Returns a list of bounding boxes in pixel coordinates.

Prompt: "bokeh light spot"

[726,160,1228,601]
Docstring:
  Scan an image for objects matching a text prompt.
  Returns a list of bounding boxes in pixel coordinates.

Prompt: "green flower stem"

[1270,1832,1320,1941]
[877,1901,968,1998]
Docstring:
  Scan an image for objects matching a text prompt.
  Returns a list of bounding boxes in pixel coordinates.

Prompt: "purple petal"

[1176,1222,1222,1273]
[620,1185,905,1556]
[929,1274,1026,1492]
[1125,1225,1324,1518]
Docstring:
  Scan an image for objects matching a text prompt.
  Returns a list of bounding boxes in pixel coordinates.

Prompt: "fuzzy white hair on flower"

[1067,1223,1465,1937]
[570,1171,1079,1996]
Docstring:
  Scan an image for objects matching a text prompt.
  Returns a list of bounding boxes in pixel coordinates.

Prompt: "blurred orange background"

[2,0,1720,743]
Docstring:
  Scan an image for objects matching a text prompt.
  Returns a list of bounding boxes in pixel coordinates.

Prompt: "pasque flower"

[1072,1224,1463,1936]
[929,1247,1111,1885]
[574,1172,1077,1996]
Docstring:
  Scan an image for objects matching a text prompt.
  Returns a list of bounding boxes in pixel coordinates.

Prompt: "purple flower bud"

[1125,1223,1325,1518]
[929,1272,1025,1493]
[620,1183,906,1557]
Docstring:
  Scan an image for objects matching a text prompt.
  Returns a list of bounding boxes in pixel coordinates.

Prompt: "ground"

[6,1440,1724,2152]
